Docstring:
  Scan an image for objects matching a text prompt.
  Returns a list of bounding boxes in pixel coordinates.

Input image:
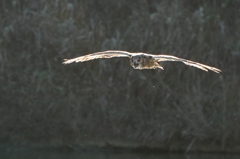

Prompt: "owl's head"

[130,56,143,69]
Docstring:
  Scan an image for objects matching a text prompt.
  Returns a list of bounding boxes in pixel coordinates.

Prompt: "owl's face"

[130,56,143,69]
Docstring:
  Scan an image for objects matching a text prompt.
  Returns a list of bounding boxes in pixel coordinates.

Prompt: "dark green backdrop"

[0,0,239,152]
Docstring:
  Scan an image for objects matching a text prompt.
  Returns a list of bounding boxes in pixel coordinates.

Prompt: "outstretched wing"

[63,50,132,64]
[153,55,221,73]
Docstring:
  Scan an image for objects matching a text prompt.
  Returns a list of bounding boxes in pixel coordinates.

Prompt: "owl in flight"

[63,50,221,73]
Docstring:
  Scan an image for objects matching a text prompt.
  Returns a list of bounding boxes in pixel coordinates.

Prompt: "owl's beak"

[133,62,139,68]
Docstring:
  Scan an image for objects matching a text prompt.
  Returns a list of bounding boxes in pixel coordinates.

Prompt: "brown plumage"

[63,50,221,73]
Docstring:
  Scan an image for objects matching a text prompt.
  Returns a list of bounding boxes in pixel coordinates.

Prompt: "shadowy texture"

[0,0,240,152]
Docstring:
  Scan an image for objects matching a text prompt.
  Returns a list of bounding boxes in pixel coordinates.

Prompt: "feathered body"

[130,54,163,69]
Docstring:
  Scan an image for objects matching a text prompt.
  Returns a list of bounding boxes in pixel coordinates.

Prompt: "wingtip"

[62,59,70,64]
[213,68,221,74]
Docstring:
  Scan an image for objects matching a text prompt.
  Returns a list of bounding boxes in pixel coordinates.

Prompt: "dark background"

[0,0,239,152]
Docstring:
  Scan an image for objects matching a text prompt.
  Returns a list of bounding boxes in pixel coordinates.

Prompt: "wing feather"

[153,55,221,73]
[63,50,131,64]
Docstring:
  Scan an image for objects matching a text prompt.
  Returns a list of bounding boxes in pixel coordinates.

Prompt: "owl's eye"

[137,58,141,62]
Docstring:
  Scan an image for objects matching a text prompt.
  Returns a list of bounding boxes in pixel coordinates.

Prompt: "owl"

[63,50,221,73]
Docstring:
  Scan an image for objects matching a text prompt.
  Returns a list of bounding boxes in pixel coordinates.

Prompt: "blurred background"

[0,0,240,154]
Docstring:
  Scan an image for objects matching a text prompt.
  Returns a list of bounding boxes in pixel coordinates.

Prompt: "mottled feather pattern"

[153,55,221,73]
[63,51,131,64]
